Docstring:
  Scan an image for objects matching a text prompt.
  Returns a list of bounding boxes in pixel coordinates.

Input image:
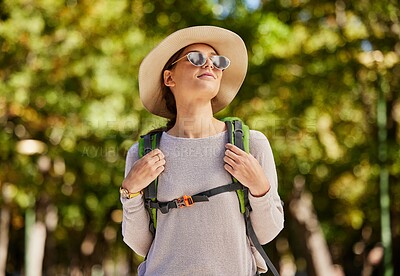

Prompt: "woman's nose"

[203,57,214,69]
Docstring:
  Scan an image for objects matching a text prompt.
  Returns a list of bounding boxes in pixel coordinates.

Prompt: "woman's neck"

[167,105,226,138]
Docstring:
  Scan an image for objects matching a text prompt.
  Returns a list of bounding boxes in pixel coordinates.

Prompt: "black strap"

[245,208,280,276]
[225,120,280,275]
[142,120,280,275]
[154,131,162,148]
[146,195,208,214]
[143,132,162,199]
[234,120,244,150]
[226,120,233,144]
[195,182,242,198]
[143,133,152,155]
[145,182,243,214]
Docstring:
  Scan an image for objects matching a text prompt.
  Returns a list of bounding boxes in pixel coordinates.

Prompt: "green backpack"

[138,117,279,276]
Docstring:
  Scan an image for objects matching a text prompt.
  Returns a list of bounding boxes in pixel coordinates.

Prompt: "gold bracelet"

[120,187,142,199]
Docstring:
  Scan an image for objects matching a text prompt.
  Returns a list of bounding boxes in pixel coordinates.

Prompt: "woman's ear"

[163,70,175,87]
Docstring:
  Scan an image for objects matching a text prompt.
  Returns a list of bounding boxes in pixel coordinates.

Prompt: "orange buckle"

[175,195,194,208]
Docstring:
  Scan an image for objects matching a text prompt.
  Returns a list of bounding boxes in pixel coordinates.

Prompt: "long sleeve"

[120,130,283,275]
[248,130,284,244]
[120,143,153,257]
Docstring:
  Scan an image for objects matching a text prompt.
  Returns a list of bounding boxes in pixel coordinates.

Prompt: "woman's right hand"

[122,149,166,193]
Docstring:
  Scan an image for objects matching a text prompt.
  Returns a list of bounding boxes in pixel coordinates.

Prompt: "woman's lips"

[197,72,216,79]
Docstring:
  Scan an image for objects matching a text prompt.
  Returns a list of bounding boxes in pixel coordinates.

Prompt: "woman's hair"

[146,44,219,135]
[146,47,186,134]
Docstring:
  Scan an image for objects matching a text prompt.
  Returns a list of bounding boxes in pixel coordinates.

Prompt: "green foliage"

[1,0,399,274]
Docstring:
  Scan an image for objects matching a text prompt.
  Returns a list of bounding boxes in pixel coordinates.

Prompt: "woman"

[120,26,284,276]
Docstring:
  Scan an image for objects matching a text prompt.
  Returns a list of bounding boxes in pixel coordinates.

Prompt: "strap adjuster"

[175,195,194,208]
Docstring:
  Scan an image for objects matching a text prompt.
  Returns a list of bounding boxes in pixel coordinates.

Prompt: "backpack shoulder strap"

[222,117,280,276]
[221,117,249,152]
[139,131,162,232]
[221,117,249,214]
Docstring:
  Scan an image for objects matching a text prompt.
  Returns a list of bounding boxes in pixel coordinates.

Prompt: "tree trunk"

[0,206,11,276]
[289,177,339,276]
[25,208,47,276]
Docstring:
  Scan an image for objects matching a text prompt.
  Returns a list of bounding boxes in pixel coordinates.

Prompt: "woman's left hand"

[223,143,271,197]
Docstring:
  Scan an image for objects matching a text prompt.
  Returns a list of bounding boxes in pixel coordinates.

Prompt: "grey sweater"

[121,130,284,276]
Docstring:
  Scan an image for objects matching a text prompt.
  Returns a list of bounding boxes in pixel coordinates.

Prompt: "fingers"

[225,143,245,155]
[144,150,165,186]
[123,149,166,192]
[223,150,237,168]
[148,149,165,160]
[224,163,234,176]
[224,146,242,182]
[145,149,165,165]
[224,143,253,180]
[224,143,246,168]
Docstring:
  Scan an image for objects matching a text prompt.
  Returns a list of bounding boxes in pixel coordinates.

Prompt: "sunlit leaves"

[255,14,296,60]
[229,1,399,272]
[1,0,147,270]
[317,114,343,160]
[62,205,84,230]
[1,0,399,274]
[303,26,342,54]
[343,12,368,41]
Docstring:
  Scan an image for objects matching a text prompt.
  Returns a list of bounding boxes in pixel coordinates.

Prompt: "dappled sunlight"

[1,0,399,275]
[16,139,47,155]
[317,114,343,160]
[329,169,370,203]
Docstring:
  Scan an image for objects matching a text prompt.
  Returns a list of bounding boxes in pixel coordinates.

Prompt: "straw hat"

[138,25,248,118]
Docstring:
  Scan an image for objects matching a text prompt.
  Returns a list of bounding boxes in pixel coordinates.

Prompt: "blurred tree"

[0,0,399,275]
[222,0,400,274]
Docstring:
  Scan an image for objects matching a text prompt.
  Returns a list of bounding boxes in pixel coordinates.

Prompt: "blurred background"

[0,0,399,275]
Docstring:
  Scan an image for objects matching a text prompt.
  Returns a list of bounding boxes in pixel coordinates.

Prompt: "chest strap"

[145,182,243,214]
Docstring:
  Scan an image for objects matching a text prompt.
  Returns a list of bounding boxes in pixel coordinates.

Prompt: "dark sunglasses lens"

[188,52,206,66]
[212,56,230,70]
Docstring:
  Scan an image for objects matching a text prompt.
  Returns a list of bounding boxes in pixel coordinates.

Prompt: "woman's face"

[163,43,224,107]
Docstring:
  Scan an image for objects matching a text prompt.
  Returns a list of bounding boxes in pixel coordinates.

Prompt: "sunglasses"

[170,51,231,70]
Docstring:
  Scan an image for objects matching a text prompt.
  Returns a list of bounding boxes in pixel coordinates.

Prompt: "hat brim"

[138,26,248,119]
